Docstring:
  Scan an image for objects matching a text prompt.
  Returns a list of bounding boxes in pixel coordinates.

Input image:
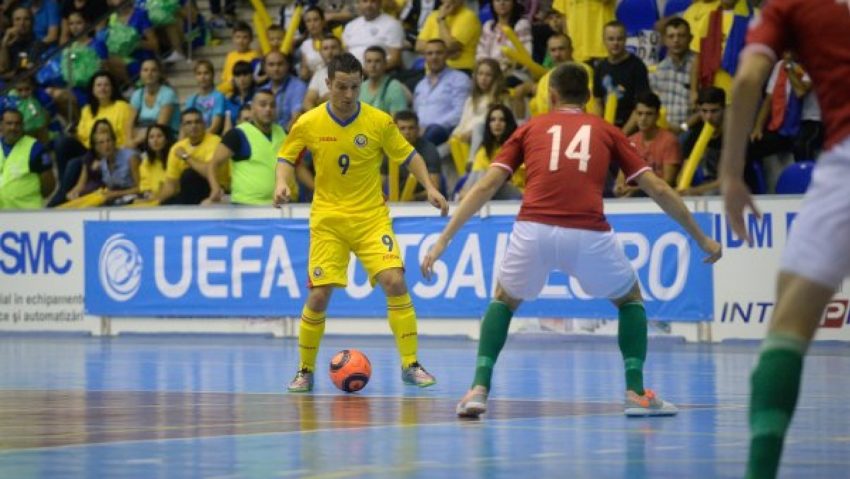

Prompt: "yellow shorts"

[307,210,403,288]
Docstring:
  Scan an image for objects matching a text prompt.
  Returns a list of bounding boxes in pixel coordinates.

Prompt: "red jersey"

[492,108,650,231]
[745,0,850,149]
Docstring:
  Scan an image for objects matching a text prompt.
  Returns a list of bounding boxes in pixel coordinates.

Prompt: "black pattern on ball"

[341,373,370,392]
[330,350,350,371]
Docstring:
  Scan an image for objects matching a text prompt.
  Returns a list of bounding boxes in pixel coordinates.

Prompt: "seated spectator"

[59,0,108,46]
[452,58,506,152]
[29,0,61,47]
[296,6,329,82]
[54,71,134,182]
[593,20,649,132]
[100,0,158,85]
[217,21,260,95]
[343,0,404,70]
[649,17,698,135]
[0,6,48,80]
[204,90,303,205]
[476,0,531,85]
[459,104,523,200]
[680,86,725,196]
[157,108,226,205]
[259,51,307,130]
[359,46,408,115]
[616,92,681,196]
[0,108,55,209]
[135,123,173,202]
[46,10,108,123]
[303,35,343,111]
[381,110,441,201]
[7,77,50,144]
[749,52,824,166]
[60,118,140,207]
[415,0,481,72]
[413,39,471,146]
[263,23,284,55]
[130,58,181,145]
[185,60,226,135]
[514,33,596,118]
[224,60,256,132]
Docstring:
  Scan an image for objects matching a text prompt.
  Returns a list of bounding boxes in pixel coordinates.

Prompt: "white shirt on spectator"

[299,39,325,77]
[308,65,330,99]
[342,13,404,64]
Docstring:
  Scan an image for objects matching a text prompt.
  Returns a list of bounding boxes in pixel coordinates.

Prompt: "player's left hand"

[426,187,449,216]
[721,177,760,245]
[420,236,448,280]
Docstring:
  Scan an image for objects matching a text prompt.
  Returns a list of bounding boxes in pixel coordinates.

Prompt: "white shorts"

[498,221,637,301]
[781,138,850,289]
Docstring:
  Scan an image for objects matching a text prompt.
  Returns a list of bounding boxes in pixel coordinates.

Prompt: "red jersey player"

[421,63,722,419]
[719,1,850,478]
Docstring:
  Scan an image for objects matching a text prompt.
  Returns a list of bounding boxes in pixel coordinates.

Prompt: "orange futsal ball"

[329,349,372,393]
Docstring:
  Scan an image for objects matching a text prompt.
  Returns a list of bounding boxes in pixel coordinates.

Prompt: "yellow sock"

[298,306,326,371]
[387,293,418,368]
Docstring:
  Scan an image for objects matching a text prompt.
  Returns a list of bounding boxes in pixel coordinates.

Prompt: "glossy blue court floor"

[0,334,848,478]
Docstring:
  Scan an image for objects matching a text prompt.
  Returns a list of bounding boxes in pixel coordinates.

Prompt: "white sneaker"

[456,387,488,418]
[624,389,678,417]
[163,51,186,64]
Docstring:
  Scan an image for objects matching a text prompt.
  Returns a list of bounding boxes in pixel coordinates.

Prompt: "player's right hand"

[273,184,291,208]
[420,237,448,280]
[721,177,760,245]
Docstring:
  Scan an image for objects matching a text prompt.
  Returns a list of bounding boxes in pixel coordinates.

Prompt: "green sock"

[747,333,807,479]
[472,301,514,389]
[618,301,647,395]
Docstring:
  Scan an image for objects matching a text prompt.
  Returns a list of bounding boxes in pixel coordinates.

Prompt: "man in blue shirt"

[259,51,307,131]
[412,39,471,146]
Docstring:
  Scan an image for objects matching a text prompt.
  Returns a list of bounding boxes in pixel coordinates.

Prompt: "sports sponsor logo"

[98,234,143,302]
[0,231,72,275]
[354,134,367,147]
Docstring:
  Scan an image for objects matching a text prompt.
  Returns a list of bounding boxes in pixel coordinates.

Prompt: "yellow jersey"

[553,0,614,62]
[277,101,415,215]
[165,133,229,189]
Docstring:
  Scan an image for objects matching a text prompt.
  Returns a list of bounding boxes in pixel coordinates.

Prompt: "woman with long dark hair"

[136,123,174,202]
[459,104,525,200]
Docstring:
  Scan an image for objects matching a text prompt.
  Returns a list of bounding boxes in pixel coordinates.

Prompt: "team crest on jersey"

[313,267,323,278]
[354,134,368,148]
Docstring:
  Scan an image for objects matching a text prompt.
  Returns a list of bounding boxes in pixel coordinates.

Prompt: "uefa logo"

[98,234,143,302]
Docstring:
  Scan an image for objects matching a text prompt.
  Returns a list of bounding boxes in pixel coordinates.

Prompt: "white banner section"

[706,196,850,341]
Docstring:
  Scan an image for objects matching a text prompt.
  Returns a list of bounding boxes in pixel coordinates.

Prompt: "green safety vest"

[0,136,42,209]
[231,122,287,205]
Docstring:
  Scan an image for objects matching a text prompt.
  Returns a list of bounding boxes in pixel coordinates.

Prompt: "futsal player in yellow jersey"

[275,53,449,392]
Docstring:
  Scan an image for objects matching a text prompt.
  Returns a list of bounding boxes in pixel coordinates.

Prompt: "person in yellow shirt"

[552,0,615,62]
[136,124,174,202]
[513,33,597,118]
[415,0,481,71]
[274,52,449,392]
[217,22,260,95]
[458,104,525,200]
[157,108,227,204]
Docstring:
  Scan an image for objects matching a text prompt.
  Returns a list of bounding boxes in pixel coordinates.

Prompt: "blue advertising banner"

[84,214,713,320]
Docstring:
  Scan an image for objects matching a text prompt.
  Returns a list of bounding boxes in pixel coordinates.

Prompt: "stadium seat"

[617,0,660,35]
[663,0,691,17]
[775,161,815,194]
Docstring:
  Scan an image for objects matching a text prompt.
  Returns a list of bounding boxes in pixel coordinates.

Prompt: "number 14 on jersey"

[547,125,592,172]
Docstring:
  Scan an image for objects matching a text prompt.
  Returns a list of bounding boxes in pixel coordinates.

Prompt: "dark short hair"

[253,89,275,101]
[232,60,253,77]
[547,32,572,49]
[364,45,387,60]
[2,108,24,122]
[697,87,726,106]
[267,24,284,33]
[604,20,627,33]
[664,17,691,34]
[327,52,362,80]
[321,34,342,47]
[549,62,590,105]
[181,107,204,121]
[425,38,447,49]
[635,91,661,112]
[394,110,419,125]
[232,21,253,38]
[304,5,325,20]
